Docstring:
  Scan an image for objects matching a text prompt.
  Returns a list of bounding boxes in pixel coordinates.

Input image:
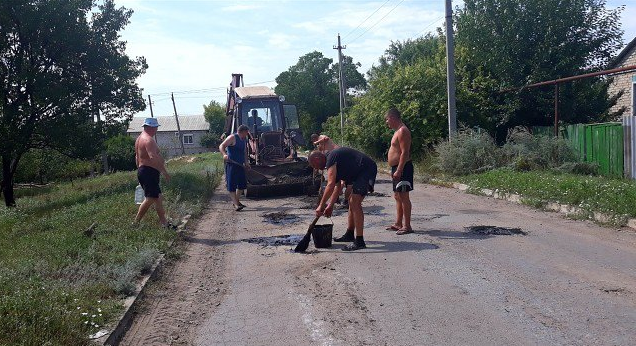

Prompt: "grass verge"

[0,153,222,345]
[455,168,636,221]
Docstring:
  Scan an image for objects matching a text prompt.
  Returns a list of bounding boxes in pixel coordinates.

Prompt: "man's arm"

[316,165,339,217]
[218,135,235,161]
[145,140,169,178]
[313,135,330,146]
[134,139,140,168]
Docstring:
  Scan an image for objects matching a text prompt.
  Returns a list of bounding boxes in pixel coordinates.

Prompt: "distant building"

[127,115,212,158]
[608,37,636,117]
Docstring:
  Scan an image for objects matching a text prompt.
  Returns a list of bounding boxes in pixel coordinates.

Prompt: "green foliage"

[325,35,449,158]
[556,161,600,175]
[435,129,501,175]
[0,153,222,345]
[14,149,95,184]
[0,0,146,206]
[459,169,636,219]
[435,128,579,176]
[203,100,226,136]
[275,51,365,142]
[502,128,577,170]
[105,134,136,171]
[455,0,625,138]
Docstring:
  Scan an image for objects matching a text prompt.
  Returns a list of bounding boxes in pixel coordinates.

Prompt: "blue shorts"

[225,162,247,192]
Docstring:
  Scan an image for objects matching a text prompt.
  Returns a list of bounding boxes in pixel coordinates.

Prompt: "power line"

[146,80,276,97]
[342,0,391,40]
[408,16,445,40]
[347,0,406,45]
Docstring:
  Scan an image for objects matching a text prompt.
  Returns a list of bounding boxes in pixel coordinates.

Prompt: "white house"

[127,115,212,158]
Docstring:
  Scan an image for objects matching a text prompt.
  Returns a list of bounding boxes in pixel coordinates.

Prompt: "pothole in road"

[243,234,304,246]
[466,225,527,236]
[262,212,300,225]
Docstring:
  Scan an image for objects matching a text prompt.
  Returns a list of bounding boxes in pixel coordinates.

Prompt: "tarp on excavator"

[235,86,276,99]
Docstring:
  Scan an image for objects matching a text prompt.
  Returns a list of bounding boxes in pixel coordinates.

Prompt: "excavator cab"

[224,74,318,198]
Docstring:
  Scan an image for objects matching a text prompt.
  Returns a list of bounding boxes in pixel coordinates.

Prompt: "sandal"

[396,228,413,235]
[385,225,401,231]
[234,204,245,211]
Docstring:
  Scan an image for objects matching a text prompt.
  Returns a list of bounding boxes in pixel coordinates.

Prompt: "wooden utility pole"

[171,93,186,156]
[334,33,347,142]
[148,95,155,117]
[445,0,457,140]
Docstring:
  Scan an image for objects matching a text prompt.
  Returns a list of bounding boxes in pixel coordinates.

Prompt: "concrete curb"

[95,214,192,346]
[432,178,636,230]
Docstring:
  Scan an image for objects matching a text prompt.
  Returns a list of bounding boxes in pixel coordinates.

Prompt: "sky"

[115,0,636,119]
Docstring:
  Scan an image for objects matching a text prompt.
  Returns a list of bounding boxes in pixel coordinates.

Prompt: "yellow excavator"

[224,74,320,198]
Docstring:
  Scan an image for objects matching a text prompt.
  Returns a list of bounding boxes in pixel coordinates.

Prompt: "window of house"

[183,134,193,145]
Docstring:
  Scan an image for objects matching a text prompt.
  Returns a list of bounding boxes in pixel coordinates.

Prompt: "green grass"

[0,153,222,345]
[456,168,636,219]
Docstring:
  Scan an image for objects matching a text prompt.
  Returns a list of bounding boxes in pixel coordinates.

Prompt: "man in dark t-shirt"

[309,147,377,251]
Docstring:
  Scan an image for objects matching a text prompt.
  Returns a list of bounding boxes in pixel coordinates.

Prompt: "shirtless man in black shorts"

[134,118,173,228]
[385,108,413,235]
[309,147,377,251]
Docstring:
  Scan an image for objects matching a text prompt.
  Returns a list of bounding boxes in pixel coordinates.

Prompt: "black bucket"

[312,224,333,248]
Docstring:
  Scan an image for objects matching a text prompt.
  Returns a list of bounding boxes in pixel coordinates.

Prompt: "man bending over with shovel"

[309,148,377,251]
[219,125,251,211]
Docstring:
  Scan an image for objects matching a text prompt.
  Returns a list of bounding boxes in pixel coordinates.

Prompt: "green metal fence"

[564,123,624,177]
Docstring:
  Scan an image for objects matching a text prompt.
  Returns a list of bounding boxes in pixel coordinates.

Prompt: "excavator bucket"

[244,160,320,199]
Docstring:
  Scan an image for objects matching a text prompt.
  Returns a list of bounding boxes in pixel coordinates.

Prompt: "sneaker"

[333,231,355,242]
[342,241,366,251]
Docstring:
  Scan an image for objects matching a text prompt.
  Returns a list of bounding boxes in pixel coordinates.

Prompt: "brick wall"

[609,45,636,117]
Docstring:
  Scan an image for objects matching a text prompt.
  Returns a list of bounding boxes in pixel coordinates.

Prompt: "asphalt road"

[121,179,636,346]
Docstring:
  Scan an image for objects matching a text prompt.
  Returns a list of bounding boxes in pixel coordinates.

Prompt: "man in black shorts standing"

[385,108,413,234]
[309,147,377,251]
[134,118,173,228]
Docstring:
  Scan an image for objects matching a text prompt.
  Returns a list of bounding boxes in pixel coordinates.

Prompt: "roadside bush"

[105,134,136,171]
[502,127,577,170]
[435,129,500,175]
[14,149,95,184]
[200,132,221,149]
[555,162,599,176]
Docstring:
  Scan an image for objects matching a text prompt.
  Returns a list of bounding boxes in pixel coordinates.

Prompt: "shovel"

[294,215,320,253]
[225,158,274,180]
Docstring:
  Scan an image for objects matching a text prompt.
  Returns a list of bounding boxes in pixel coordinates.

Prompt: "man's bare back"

[135,133,166,174]
[388,125,411,166]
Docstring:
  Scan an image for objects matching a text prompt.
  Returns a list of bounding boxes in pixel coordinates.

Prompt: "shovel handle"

[309,215,320,230]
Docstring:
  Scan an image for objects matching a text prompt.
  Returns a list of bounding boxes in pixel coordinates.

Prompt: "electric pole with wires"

[334,33,347,142]
[445,0,457,140]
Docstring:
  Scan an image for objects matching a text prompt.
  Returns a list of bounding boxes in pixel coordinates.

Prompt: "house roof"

[235,86,277,99]
[610,36,636,68]
[127,115,209,133]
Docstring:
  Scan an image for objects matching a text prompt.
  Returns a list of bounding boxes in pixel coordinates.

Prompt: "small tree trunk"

[101,150,109,175]
[1,156,16,207]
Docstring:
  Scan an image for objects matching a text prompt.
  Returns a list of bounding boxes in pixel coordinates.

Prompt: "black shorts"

[350,161,377,197]
[138,166,161,198]
[392,161,414,192]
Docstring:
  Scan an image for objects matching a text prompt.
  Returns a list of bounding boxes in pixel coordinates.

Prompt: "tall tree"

[324,35,449,157]
[455,0,624,138]
[0,0,146,207]
[274,51,365,141]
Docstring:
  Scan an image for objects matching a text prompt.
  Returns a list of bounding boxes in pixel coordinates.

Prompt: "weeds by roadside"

[457,169,636,221]
[0,153,222,345]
